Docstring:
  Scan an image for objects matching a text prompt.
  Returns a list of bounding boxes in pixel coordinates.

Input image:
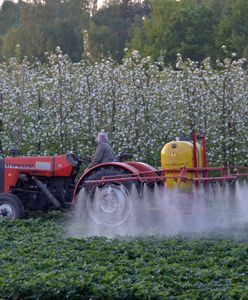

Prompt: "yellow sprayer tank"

[161,140,204,190]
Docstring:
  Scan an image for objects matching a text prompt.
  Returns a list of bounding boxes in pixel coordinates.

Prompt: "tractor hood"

[4,154,75,177]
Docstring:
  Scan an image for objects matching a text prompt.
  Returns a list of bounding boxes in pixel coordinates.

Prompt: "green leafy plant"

[0,211,248,299]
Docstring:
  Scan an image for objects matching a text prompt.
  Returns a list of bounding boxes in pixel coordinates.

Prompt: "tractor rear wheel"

[87,184,131,226]
[83,167,135,226]
[0,194,25,220]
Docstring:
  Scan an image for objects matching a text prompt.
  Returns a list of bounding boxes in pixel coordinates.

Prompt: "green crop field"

[1,211,248,299]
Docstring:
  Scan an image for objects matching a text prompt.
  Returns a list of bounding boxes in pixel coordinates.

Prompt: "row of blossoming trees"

[0,48,247,166]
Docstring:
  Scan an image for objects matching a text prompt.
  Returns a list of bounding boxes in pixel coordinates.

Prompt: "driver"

[88,131,115,168]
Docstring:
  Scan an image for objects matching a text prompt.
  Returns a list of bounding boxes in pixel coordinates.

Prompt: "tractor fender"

[124,162,163,184]
[73,162,140,202]
[124,161,158,175]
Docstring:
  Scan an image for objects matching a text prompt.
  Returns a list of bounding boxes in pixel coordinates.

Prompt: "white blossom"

[0,50,247,167]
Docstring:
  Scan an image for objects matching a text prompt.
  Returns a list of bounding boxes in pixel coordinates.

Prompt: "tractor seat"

[117,153,133,162]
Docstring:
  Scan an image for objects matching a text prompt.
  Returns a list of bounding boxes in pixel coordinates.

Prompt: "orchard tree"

[0,49,247,166]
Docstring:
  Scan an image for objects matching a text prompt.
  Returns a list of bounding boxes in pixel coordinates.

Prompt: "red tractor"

[0,150,161,224]
[1,132,247,225]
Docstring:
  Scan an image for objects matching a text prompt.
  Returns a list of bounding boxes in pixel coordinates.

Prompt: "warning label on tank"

[170,151,177,157]
[35,162,51,170]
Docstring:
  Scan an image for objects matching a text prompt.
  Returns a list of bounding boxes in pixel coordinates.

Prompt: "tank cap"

[171,143,177,149]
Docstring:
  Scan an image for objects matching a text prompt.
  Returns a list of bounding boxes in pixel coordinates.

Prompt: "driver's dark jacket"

[88,142,115,168]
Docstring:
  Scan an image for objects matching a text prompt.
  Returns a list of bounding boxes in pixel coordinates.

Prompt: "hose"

[33,177,61,209]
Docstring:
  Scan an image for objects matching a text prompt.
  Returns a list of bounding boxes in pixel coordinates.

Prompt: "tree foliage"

[129,0,217,63]
[0,0,21,36]
[88,0,151,61]
[0,0,247,63]
[216,0,248,59]
[0,0,91,62]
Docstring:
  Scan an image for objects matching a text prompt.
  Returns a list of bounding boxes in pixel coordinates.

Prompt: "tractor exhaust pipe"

[33,177,62,210]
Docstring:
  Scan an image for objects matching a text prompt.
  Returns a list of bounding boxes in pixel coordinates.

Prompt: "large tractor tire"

[82,166,136,227]
[0,194,25,220]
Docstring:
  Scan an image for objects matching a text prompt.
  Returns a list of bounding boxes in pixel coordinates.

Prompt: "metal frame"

[83,166,248,186]
[83,132,248,186]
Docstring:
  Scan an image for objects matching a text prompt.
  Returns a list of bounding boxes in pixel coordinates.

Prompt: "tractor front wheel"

[0,194,25,220]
